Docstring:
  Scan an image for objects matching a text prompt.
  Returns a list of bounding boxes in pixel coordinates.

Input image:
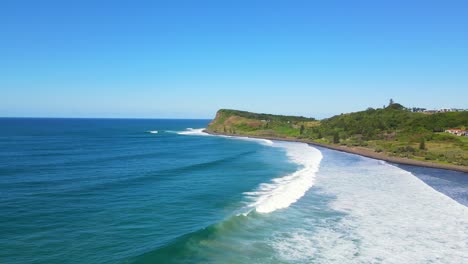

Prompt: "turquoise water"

[1,118,467,263]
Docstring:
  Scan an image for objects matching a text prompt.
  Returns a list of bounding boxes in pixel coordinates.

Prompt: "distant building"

[445,129,468,136]
[410,107,467,114]
[411,107,426,113]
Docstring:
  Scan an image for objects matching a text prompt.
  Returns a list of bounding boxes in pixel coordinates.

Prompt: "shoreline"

[204,130,468,173]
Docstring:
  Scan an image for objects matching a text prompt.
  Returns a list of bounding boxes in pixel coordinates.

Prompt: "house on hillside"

[445,129,468,136]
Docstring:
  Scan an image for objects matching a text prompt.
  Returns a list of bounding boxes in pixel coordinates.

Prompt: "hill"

[206,106,468,168]
[207,109,319,137]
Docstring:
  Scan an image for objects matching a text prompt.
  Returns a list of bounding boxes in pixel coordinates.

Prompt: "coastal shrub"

[333,133,340,144]
[424,153,438,160]
[419,138,426,150]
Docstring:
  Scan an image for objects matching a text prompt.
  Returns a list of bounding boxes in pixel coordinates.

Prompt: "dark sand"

[205,130,468,173]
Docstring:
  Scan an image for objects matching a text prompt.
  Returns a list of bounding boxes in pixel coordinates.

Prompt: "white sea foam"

[176,128,210,136]
[244,142,323,213]
[177,128,273,146]
[271,155,468,263]
[200,132,274,146]
[231,136,274,146]
[146,130,158,134]
[178,129,322,213]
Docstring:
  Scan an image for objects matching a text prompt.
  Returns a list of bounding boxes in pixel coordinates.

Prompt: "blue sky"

[1,0,467,119]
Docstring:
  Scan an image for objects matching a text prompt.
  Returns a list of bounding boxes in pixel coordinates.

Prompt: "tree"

[419,138,426,150]
[333,132,340,144]
[300,125,305,135]
[389,98,394,106]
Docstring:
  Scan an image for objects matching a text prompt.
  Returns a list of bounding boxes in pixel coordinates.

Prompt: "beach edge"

[204,130,468,173]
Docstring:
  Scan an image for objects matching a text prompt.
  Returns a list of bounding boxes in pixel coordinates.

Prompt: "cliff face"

[206,110,255,135]
[206,110,224,133]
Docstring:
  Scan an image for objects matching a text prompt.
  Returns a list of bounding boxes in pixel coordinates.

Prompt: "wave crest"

[245,142,323,213]
[177,128,323,213]
[177,128,210,136]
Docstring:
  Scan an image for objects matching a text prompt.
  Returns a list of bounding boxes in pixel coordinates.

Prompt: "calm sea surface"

[1,118,467,263]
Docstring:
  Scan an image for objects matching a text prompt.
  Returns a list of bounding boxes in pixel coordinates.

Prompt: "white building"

[445,129,468,136]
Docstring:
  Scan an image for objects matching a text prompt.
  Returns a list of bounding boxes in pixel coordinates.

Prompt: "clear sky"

[1,0,467,119]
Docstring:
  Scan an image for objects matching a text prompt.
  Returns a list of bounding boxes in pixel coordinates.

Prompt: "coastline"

[204,130,468,173]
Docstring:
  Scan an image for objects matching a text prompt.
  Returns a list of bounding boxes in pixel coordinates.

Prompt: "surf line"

[179,128,323,214]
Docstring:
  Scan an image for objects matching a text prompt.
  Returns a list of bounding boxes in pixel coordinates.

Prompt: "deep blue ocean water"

[1,118,467,263]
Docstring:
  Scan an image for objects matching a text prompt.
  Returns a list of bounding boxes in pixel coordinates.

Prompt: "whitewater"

[178,128,468,263]
[244,142,322,213]
[178,128,323,214]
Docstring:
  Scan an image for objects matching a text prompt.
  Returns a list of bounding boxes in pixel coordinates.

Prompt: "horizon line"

[0,116,213,120]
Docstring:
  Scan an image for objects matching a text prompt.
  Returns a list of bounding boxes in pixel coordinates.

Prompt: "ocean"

[1,118,467,263]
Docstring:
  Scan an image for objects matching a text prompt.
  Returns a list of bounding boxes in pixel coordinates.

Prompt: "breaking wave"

[244,142,322,213]
[178,128,323,213]
[176,128,210,136]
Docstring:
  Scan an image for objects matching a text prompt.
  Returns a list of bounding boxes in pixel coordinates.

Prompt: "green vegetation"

[207,105,468,166]
[419,138,426,150]
[208,109,319,138]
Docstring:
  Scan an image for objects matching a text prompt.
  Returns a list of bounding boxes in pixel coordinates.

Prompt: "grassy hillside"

[207,109,319,138]
[206,106,468,166]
